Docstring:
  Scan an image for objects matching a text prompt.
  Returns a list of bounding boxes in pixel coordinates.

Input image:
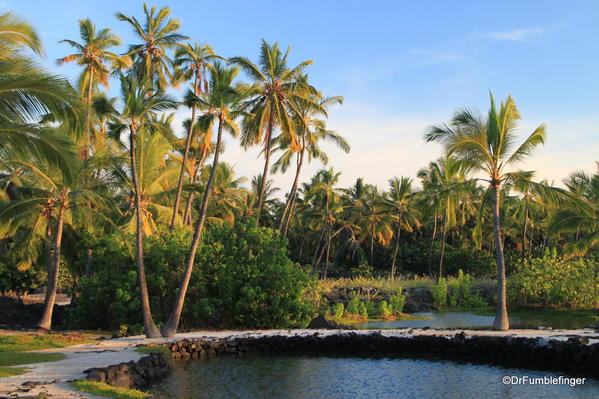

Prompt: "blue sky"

[3,0,599,189]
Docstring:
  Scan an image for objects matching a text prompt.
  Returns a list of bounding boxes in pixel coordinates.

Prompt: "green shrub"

[349,264,373,278]
[358,302,368,317]
[389,292,406,313]
[0,262,43,296]
[69,221,316,330]
[346,293,361,315]
[377,300,392,317]
[510,253,599,308]
[431,277,448,307]
[364,300,375,317]
[332,303,345,318]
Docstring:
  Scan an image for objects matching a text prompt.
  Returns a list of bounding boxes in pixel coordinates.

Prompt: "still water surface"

[355,311,597,330]
[149,355,599,399]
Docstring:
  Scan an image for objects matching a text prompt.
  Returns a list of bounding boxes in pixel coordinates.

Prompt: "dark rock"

[307,314,338,329]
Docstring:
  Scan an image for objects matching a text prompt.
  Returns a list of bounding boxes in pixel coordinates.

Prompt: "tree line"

[0,5,596,335]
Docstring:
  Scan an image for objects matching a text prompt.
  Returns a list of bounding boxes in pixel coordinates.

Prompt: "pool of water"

[355,311,597,330]
[149,355,599,399]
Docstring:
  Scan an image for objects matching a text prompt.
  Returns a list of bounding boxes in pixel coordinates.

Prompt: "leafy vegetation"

[510,250,599,308]
[68,220,315,330]
[0,5,596,337]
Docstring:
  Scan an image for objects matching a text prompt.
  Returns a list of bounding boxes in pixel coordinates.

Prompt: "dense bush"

[509,251,599,309]
[0,262,43,296]
[68,221,316,331]
[431,270,487,308]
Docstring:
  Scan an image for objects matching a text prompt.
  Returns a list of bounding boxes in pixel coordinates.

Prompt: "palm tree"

[108,75,177,338]
[418,157,476,278]
[0,12,80,175]
[274,82,349,236]
[57,19,129,159]
[310,168,342,277]
[426,93,546,330]
[161,63,250,337]
[0,153,111,330]
[169,43,223,230]
[230,40,314,224]
[116,3,188,91]
[385,177,420,278]
[550,163,599,257]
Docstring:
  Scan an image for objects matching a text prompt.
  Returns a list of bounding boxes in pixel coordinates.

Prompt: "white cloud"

[485,28,544,41]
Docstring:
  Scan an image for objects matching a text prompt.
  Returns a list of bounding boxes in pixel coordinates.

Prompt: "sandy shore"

[1,327,597,398]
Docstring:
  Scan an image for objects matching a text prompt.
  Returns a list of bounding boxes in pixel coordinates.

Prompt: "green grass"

[0,333,92,352]
[319,276,496,295]
[0,333,94,377]
[135,344,169,355]
[475,307,599,320]
[0,351,65,367]
[0,366,27,377]
[71,380,149,399]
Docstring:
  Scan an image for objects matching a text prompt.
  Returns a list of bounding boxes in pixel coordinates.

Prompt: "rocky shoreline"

[3,328,597,398]
[165,332,599,379]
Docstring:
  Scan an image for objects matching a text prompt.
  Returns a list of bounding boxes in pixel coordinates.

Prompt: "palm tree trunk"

[84,67,94,160]
[521,199,529,262]
[279,143,305,234]
[492,183,509,331]
[255,115,273,225]
[438,214,446,279]
[170,76,199,230]
[323,227,332,279]
[370,230,374,266]
[161,116,224,337]
[129,127,161,338]
[390,209,403,279]
[37,200,66,331]
[427,205,438,278]
[311,221,327,276]
[183,150,207,225]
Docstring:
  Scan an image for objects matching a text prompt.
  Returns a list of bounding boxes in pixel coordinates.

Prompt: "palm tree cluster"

[0,5,596,335]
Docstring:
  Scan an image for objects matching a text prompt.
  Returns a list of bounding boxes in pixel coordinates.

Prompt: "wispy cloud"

[485,28,544,41]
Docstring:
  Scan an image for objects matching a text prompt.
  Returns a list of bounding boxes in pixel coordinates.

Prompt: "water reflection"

[355,311,596,330]
[149,356,599,399]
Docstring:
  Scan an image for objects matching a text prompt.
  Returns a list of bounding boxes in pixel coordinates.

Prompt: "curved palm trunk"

[520,198,529,262]
[255,116,273,225]
[37,200,66,331]
[323,227,332,279]
[129,128,161,338]
[170,76,200,230]
[390,209,403,279]
[161,117,224,337]
[183,150,207,225]
[279,144,305,234]
[492,184,509,330]
[438,214,446,280]
[427,205,438,279]
[311,221,327,276]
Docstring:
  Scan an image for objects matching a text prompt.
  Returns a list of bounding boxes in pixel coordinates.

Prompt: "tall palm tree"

[426,93,546,330]
[274,83,349,236]
[108,75,177,338]
[385,177,420,278]
[418,157,476,278]
[162,63,250,337]
[230,40,314,224]
[57,18,129,159]
[116,3,188,91]
[169,43,223,230]
[0,154,111,330]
